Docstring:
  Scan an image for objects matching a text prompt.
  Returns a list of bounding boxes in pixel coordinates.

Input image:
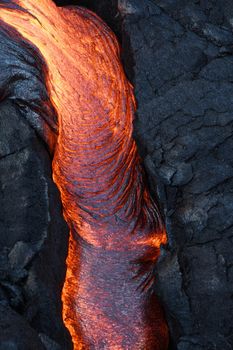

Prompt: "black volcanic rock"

[0,305,45,350]
[118,1,233,349]
[0,12,71,348]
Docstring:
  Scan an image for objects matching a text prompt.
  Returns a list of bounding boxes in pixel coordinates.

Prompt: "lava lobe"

[0,1,169,349]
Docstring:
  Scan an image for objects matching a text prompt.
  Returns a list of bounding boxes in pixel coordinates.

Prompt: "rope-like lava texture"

[0,1,169,349]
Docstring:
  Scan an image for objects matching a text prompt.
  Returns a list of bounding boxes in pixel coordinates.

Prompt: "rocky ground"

[0,18,71,348]
[0,99,71,349]
[0,1,232,349]
[118,1,233,349]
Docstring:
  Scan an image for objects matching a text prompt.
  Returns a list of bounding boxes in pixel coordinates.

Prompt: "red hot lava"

[0,1,169,349]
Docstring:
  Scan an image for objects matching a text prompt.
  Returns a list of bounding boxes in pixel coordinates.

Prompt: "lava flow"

[0,1,169,349]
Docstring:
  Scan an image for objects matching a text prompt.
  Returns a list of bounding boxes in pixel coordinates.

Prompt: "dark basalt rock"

[0,99,71,348]
[117,0,233,349]
[0,305,45,350]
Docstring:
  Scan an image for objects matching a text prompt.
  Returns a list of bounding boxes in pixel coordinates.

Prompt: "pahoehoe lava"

[0,1,169,349]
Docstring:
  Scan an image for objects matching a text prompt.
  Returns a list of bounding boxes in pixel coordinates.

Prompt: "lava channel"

[0,1,169,349]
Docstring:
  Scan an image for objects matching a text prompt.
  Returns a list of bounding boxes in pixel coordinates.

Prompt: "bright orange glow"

[0,1,169,348]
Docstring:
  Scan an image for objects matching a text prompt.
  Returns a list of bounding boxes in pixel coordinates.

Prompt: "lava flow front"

[0,0,169,348]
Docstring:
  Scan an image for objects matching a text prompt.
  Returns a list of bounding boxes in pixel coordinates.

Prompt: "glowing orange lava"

[0,1,169,348]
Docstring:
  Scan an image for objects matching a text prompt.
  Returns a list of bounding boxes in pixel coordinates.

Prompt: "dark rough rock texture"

[1,1,233,349]
[0,12,71,348]
[117,1,233,349]
[0,304,45,350]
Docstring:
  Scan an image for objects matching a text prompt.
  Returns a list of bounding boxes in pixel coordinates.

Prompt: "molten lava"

[0,1,169,348]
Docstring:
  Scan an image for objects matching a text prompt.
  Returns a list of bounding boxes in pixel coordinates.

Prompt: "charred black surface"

[0,19,71,350]
[117,1,233,349]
